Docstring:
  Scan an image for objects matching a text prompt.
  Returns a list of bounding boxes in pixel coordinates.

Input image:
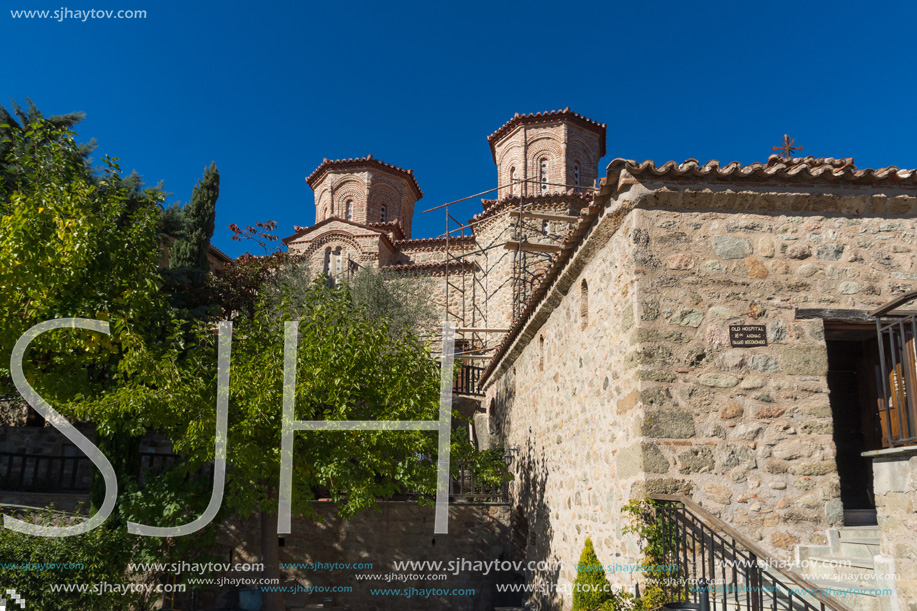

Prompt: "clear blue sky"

[6,0,916,256]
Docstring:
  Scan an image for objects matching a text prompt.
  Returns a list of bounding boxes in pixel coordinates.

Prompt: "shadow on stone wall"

[510,435,562,610]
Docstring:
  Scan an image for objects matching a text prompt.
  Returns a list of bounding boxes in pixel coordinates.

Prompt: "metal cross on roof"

[773,134,803,159]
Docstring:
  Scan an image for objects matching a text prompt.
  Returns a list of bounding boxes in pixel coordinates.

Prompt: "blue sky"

[5,0,916,256]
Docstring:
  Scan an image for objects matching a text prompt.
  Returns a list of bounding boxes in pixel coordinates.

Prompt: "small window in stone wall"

[380,206,387,222]
[580,279,588,329]
[509,166,516,195]
[539,159,548,193]
[538,335,545,371]
[346,200,353,220]
[574,163,581,187]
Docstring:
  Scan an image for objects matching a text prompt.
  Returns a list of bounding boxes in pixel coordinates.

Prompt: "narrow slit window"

[538,335,545,371]
[580,279,589,329]
[539,159,548,193]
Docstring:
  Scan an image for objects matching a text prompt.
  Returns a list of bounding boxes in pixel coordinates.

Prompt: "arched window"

[346,200,353,221]
[539,158,548,193]
[509,166,516,195]
[323,247,332,280]
[573,163,581,187]
[334,247,343,277]
[380,206,387,223]
[580,279,589,329]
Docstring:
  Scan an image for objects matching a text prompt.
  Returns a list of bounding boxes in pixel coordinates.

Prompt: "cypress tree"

[170,162,219,271]
[572,537,614,610]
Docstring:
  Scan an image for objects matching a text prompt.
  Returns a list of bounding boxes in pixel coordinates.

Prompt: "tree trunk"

[260,507,285,611]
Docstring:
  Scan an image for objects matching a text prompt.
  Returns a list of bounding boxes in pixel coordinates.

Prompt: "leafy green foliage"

[0,119,169,403]
[0,511,136,611]
[451,443,513,492]
[169,162,219,272]
[622,498,685,609]
[347,266,437,338]
[101,277,444,519]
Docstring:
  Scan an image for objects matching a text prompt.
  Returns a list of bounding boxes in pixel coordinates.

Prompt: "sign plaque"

[729,324,768,347]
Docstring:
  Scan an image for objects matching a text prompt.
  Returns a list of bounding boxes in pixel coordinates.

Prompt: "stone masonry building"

[283,109,917,611]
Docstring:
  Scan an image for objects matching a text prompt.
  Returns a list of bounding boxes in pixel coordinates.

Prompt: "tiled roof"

[282,217,396,251]
[305,155,423,199]
[479,154,917,386]
[472,191,594,224]
[605,155,917,187]
[383,260,477,275]
[487,108,607,161]
[394,235,477,250]
[207,244,233,263]
[364,220,406,241]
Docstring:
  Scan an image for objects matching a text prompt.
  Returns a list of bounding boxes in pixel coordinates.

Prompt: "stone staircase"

[794,526,891,611]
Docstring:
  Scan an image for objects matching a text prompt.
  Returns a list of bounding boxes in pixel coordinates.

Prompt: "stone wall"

[869,448,917,611]
[485,195,644,609]
[483,181,917,609]
[218,502,512,611]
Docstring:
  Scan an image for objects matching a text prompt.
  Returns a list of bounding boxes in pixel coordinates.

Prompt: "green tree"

[99,275,449,611]
[169,162,219,272]
[348,265,437,337]
[0,118,168,400]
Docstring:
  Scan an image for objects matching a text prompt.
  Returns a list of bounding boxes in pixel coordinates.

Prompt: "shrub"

[572,537,614,610]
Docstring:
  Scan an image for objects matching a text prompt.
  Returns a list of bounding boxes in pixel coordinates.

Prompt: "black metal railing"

[0,452,92,493]
[873,299,917,447]
[649,495,854,611]
[0,451,183,493]
[450,460,506,502]
[454,365,484,396]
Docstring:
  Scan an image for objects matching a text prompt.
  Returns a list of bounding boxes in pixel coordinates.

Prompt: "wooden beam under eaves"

[504,241,562,254]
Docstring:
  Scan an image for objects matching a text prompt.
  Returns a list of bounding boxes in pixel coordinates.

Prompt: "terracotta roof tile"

[282,217,397,251]
[394,235,476,249]
[383,260,477,275]
[305,154,423,199]
[606,155,917,186]
[472,191,594,223]
[480,154,917,385]
[487,108,607,161]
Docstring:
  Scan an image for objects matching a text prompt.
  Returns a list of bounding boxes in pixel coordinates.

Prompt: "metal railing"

[873,297,917,447]
[453,364,485,396]
[0,451,182,493]
[0,452,92,493]
[648,495,854,611]
[450,460,506,502]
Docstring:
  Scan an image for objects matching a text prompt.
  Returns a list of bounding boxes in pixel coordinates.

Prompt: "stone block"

[778,345,828,376]
[719,444,757,470]
[641,408,696,439]
[873,457,912,495]
[745,257,769,278]
[678,447,715,474]
[698,373,739,388]
[712,236,752,259]
[702,482,733,505]
[749,354,779,373]
[617,442,669,478]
